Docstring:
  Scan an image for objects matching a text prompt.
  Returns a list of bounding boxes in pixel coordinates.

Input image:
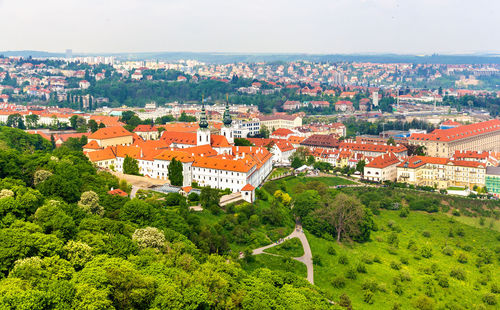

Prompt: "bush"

[387,232,399,247]
[422,230,431,238]
[312,255,322,266]
[327,246,337,256]
[452,209,460,216]
[457,252,468,264]
[356,262,367,273]
[483,293,497,305]
[390,261,401,270]
[399,270,412,282]
[399,206,410,218]
[361,279,379,292]
[373,255,382,263]
[363,290,374,304]
[332,276,346,288]
[362,256,373,264]
[345,267,357,280]
[456,227,465,237]
[491,283,500,294]
[338,254,349,265]
[338,293,352,308]
[400,256,409,265]
[450,267,466,280]
[414,295,435,310]
[442,246,454,256]
[436,274,449,288]
[421,245,433,258]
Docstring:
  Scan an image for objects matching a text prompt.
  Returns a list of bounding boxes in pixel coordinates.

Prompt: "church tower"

[221,99,234,144]
[197,102,211,146]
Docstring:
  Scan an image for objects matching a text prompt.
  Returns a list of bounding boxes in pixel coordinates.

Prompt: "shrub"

[327,246,337,256]
[390,261,401,270]
[421,245,433,258]
[356,262,367,274]
[400,256,409,265]
[361,279,379,292]
[399,206,410,218]
[313,255,322,266]
[362,256,373,264]
[407,239,417,251]
[483,293,497,305]
[332,276,346,288]
[399,270,412,282]
[479,217,485,226]
[422,230,431,238]
[457,252,468,264]
[373,255,382,263]
[338,254,349,265]
[456,227,465,237]
[452,209,460,216]
[387,232,399,247]
[345,267,357,280]
[442,246,454,256]
[450,267,466,281]
[394,282,404,296]
[392,302,402,310]
[363,290,374,304]
[490,283,500,294]
[414,295,435,310]
[338,293,352,308]
[436,274,449,288]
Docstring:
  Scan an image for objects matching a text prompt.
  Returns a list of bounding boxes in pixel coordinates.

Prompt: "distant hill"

[2,50,500,64]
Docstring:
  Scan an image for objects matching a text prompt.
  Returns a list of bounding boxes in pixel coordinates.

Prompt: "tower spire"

[199,97,208,129]
[223,94,232,127]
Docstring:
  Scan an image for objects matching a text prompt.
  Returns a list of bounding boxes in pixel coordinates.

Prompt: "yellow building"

[87,126,134,148]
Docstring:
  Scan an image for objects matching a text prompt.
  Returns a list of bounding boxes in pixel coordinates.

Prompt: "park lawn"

[307,210,500,309]
[264,237,305,257]
[269,167,291,179]
[446,213,500,232]
[275,176,356,193]
[240,253,307,278]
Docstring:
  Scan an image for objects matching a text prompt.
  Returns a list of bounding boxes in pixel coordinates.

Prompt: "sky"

[0,0,499,55]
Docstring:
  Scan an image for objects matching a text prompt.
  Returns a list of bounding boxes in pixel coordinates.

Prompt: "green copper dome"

[199,103,209,129]
[223,101,232,126]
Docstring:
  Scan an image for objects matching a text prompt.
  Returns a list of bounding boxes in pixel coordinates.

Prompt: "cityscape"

[1,0,500,309]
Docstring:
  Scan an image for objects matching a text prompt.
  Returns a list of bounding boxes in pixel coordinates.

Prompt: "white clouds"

[0,0,498,54]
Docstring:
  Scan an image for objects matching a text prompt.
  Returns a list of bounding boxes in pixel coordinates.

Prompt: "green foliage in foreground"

[264,238,305,258]
[0,127,334,309]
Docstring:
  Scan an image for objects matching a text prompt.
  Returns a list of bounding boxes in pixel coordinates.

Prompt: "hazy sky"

[0,0,499,54]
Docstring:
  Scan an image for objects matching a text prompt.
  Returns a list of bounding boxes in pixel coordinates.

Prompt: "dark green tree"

[168,158,183,186]
[123,155,140,175]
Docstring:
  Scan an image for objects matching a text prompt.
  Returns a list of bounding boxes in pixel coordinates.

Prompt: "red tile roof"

[410,119,500,142]
[108,189,128,197]
[365,152,400,168]
[133,125,157,132]
[89,126,133,140]
[241,184,255,191]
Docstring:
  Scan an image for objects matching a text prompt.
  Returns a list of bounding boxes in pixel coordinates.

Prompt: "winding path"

[251,222,314,285]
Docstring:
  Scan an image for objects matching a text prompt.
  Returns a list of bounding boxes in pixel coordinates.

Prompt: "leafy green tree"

[88,119,98,133]
[132,227,166,251]
[178,112,196,122]
[123,155,140,175]
[168,157,183,186]
[6,114,25,129]
[25,114,39,129]
[294,190,321,218]
[200,187,220,213]
[234,138,253,146]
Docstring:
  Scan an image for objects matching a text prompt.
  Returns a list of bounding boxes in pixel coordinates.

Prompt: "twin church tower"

[196,99,234,146]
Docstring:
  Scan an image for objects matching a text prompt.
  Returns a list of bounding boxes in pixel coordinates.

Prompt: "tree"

[313,193,366,242]
[50,134,56,149]
[25,114,39,129]
[123,155,140,175]
[77,191,104,216]
[168,157,183,186]
[387,137,396,145]
[132,227,166,251]
[294,190,321,218]
[178,112,196,122]
[69,115,79,129]
[234,138,253,146]
[259,125,270,138]
[356,160,366,173]
[200,187,220,213]
[88,119,98,133]
[6,114,25,129]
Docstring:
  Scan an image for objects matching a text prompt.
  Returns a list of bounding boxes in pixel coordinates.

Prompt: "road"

[130,186,140,198]
[251,222,314,285]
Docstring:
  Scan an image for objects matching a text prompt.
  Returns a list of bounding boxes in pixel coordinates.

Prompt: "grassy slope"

[264,237,305,257]
[280,176,356,193]
[308,210,500,309]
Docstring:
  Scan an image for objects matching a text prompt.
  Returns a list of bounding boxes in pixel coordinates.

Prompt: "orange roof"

[182,145,218,157]
[133,125,157,132]
[181,186,192,193]
[108,189,128,197]
[154,150,195,163]
[193,156,255,173]
[158,122,199,133]
[161,131,197,145]
[449,160,486,168]
[339,141,407,154]
[288,136,305,144]
[415,156,449,165]
[410,119,500,142]
[241,184,255,191]
[83,140,101,149]
[274,140,295,152]
[272,128,294,136]
[115,145,142,159]
[211,135,231,148]
[89,126,133,140]
[87,148,116,162]
[365,152,400,168]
